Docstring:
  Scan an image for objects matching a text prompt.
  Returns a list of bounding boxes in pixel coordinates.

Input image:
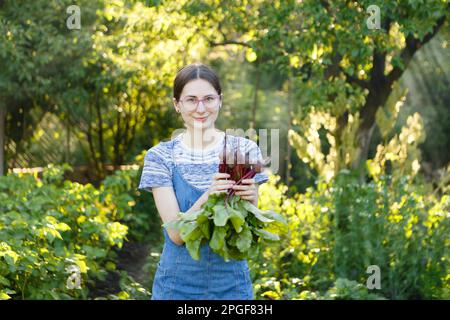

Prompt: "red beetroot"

[218,134,269,208]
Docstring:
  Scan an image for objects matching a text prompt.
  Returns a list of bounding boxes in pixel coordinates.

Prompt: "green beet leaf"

[261,210,288,230]
[210,226,227,251]
[186,237,203,261]
[198,218,211,239]
[241,200,274,223]
[181,208,205,221]
[161,189,284,261]
[236,226,252,252]
[180,222,199,241]
[213,204,229,226]
[254,229,280,241]
[228,207,245,233]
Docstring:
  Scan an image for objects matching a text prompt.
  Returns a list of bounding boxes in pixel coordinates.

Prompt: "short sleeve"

[244,138,269,185]
[138,147,173,192]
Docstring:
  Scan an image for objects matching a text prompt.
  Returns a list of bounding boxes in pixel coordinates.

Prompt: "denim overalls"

[151,140,253,300]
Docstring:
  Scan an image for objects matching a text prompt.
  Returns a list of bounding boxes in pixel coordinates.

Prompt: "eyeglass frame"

[177,93,223,111]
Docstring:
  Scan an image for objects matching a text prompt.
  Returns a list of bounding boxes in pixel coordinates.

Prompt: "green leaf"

[198,218,211,239]
[213,204,229,226]
[228,246,246,260]
[254,229,280,241]
[163,219,185,231]
[179,222,198,241]
[186,237,203,260]
[0,291,11,300]
[210,226,227,251]
[241,201,274,223]
[229,207,245,233]
[261,210,288,226]
[196,213,209,225]
[0,275,11,286]
[248,243,260,257]
[181,208,205,222]
[228,233,239,247]
[182,226,202,242]
[236,227,252,252]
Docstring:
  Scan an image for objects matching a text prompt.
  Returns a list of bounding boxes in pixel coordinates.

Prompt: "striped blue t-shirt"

[138,132,269,192]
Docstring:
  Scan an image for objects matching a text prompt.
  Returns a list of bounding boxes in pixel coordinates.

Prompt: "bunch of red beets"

[218,134,269,206]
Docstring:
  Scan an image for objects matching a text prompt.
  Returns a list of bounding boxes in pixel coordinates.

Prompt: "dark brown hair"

[173,62,222,101]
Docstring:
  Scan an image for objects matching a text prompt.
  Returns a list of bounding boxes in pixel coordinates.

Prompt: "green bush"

[102,167,162,244]
[94,271,151,300]
[252,172,449,300]
[3,163,446,300]
[321,278,386,300]
[0,164,129,299]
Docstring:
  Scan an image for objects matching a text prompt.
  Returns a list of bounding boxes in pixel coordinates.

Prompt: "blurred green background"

[0,0,448,300]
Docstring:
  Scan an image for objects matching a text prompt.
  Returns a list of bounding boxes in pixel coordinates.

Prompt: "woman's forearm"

[187,190,210,212]
[167,190,210,246]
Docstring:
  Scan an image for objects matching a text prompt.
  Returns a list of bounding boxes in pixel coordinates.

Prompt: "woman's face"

[173,78,221,130]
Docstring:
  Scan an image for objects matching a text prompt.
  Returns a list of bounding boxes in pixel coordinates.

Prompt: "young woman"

[138,63,269,300]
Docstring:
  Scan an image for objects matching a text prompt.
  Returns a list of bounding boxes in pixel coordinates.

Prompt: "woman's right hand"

[194,173,235,211]
[207,173,235,196]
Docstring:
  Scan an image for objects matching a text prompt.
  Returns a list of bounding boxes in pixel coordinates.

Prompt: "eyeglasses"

[179,94,222,111]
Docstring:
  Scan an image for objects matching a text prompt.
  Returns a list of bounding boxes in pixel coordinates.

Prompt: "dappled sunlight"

[0,0,448,301]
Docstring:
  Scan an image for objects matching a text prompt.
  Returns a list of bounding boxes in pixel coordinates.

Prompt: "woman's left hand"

[232,178,258,206]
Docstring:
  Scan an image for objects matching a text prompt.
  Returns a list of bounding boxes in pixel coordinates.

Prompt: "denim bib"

[151,140,253,300]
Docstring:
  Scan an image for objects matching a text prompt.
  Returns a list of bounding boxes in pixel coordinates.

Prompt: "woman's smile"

[193,115,209,122]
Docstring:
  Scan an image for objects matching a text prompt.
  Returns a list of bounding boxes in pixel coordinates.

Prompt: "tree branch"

[324,41,342,79]
[387,13,447,85]
[370,49,386,85]
[340,67,370,89]
[207,18,251,49]
[208,40,252,48]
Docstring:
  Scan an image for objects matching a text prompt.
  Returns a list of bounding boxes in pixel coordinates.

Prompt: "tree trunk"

[351,50,390,178]
[95,93,106,169]
[65,112,71,164]
[352,90,388,176]
[87,102,101,179]
[113,108,122,167]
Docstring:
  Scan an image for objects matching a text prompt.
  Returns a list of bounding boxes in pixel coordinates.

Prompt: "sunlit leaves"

[372,111,426,182]
[254,170,448,300]
[245,48,258,62]
[0,164,129,299]
[288,109,360,182]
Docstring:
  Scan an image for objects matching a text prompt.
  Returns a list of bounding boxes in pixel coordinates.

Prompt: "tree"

[188,0,448,179]
[0,0,99,175]
[0,0,209,179]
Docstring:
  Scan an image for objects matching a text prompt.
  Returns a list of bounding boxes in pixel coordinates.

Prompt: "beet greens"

[164,134,287,261]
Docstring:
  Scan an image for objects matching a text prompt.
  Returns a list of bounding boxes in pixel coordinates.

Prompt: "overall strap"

[170,138,177,171]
